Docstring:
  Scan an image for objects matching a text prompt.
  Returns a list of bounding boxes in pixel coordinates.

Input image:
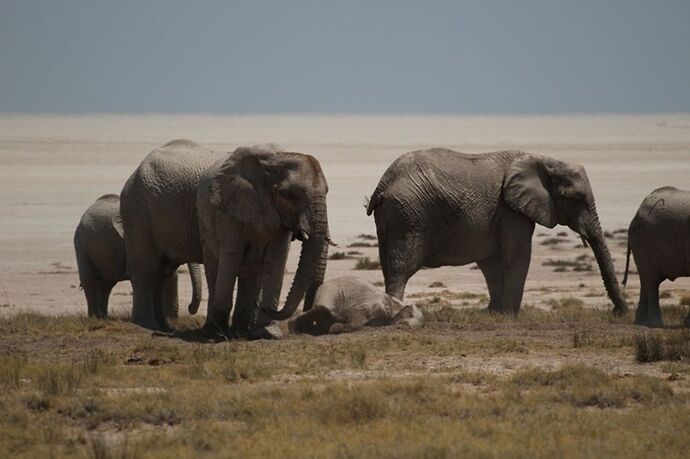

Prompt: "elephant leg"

[381,233,422,301]
[641,278,663,328]
[202,251,242,337]
[160,270,180,320]
[500,243,532,315]
[634,285,649,325]
[83,281,99,318]
[255,232,290,327]
[96,281,114,319]
[151,272,173,332]
[232,271,261,332]
[127,236,160,329]
[498,216,533,314]
[478,256,504,313]
[684,309,690,328]
[203,249,218,316]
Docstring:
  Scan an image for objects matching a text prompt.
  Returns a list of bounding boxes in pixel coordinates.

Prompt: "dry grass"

[353,257,381,270]
[635,330,690,363]
[0,308,689,458]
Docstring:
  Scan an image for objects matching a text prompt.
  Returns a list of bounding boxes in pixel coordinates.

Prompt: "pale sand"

[1,114,689,317]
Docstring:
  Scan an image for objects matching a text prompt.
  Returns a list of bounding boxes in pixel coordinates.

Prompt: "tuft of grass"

[350,348,368,369]
[347,242,378,248]
[543,255,593,272]
[659,291,672,299]
[540,237,567,246]
[36,364,84,396]
[680,295,690,307]
[328,251,354,260]
[428,281,446,288]
[354,257,381,270]
[371,281,384,287]
[547,297,585,310]
[635,330,690,363]
[0,356,26,389]
[510,364,673,408]
[357,234,377,241]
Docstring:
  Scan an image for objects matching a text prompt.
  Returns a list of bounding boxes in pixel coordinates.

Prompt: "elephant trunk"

[262,194,329,320]
[187,263,203,314]
[583,208,628,315]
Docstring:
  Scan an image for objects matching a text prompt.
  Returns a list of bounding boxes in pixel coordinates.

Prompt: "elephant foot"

[132,315,162,331]
[612,304,628,316]
[634,316,665,328]
[229,323,283,340]
[199,321,229,342]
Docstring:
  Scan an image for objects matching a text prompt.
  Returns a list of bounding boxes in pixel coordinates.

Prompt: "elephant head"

[209,146,330,321]
[503,154,628,315]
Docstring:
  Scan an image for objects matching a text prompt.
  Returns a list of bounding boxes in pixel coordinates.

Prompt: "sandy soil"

[1,113,690,318]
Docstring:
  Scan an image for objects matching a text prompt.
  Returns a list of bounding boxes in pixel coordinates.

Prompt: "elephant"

[74,194,202,319]
[622,186,690,327]
[367,148,628,315]
[120,139,330,335]
[196,145,331,337]
[288,276,423,335]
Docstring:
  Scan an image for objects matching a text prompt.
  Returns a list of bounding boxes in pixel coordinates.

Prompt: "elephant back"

[120,139,225,265]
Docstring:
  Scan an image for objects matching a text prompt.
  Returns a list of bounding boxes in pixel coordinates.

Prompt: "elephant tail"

[622,239,631,288]
[366,181,387,216]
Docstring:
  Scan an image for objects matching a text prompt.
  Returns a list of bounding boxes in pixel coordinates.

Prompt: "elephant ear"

[111,214,125,239]
[503,155,557,228]
[209,148,281,234]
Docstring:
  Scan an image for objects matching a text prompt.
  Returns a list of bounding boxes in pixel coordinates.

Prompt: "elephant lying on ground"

[120,140,330,335]
[623,186,690,327]
[367,149,628,315]
[288,276,423,335]
[74,194,202,318]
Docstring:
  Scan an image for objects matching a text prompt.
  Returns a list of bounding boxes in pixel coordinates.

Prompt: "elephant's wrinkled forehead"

[280,152,328,193]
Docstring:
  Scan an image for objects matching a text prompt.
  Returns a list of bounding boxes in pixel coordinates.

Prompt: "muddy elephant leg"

[83,281,99,318]
[96,281,114,319]
[381,233,422,301]
[202,252,242,337]
[634,283,649,325]
[642,278,663,328]
[160,270,180,320]
[478,255,504,313]
[232,271,261,332]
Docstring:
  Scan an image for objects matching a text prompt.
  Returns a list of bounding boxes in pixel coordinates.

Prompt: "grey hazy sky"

[1,0,689,114]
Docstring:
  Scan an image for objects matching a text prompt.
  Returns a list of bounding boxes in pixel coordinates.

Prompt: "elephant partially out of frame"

[288,276,423,335]
[74,194,202,319]
[623,186,690,327]
[120,140,331,335]
[367,149,628,315]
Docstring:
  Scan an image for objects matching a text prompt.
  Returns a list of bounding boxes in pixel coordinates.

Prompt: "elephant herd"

[74,140,690,338]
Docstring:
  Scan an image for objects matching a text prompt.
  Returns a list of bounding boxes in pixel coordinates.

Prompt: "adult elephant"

[622,186,690,327]
[367,149,628,315]
[75,194,202,318]
[196,145,330,337]
[120,140,330,334]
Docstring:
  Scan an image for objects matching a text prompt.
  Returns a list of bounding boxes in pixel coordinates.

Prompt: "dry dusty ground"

[1,304,690,458]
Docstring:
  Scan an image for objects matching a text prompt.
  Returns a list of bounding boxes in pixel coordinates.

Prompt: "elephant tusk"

[327,238,338,247]
[580,235,589,248]
[299,230,310,241]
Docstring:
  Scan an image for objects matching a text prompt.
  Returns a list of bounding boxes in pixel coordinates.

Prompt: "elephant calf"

[288,276,423,335]
[74,194,202,318]
[623,186,690,327]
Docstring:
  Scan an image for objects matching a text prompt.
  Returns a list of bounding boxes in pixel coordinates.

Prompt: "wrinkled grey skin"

[367,149,627,315]
[197,145,330,338]
[623,187,690,328]
[74,194,202,319]
[288,276,423,335]
[120,140,225,330]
